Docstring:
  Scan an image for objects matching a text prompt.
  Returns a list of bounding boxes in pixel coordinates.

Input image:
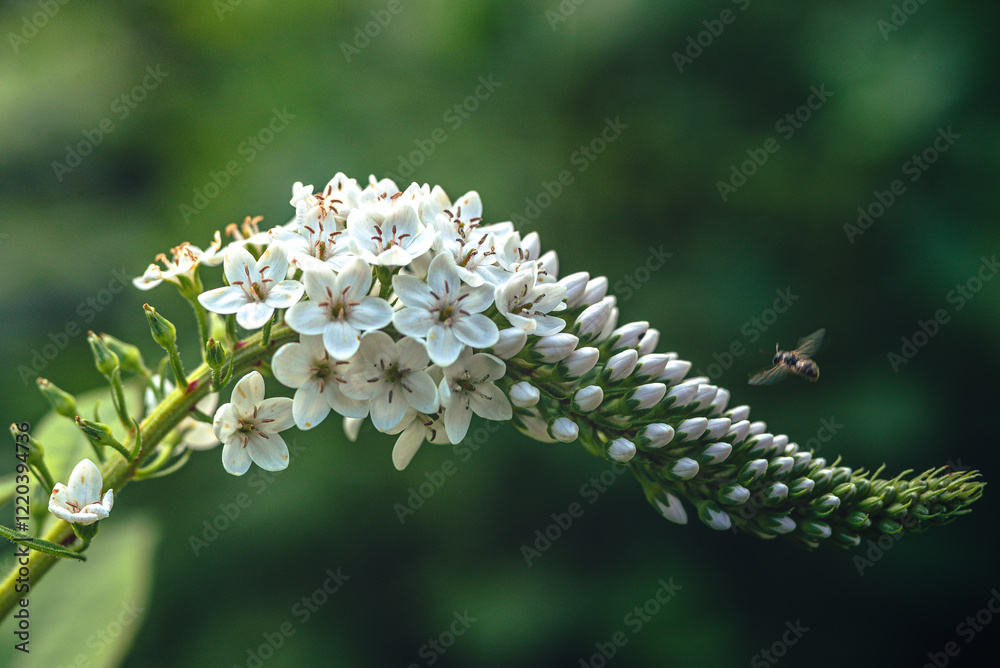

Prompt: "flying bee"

[748,328,825,385]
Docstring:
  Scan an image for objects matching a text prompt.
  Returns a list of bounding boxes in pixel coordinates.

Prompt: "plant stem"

[0,324,296,622]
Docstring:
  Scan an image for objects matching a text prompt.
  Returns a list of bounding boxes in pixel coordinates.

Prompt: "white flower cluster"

[140,173,577,474]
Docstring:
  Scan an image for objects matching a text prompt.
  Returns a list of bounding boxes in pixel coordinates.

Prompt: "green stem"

[0,324,298,622]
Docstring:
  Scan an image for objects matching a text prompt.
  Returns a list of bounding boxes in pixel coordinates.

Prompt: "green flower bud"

[144,304,177,350]
[800,519,832,539]
[845,510,871,529]
[100,334,146,376]
[75,416,119,447]
[809,493,841,517]
[36,378,77,418]
[206,338,228,371]
[88,331,120,378]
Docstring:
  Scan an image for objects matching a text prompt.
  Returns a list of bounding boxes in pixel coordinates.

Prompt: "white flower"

[213,371,295,475]
[439,349,512,444]
[392,253,499,366]
[198,243,304,330]
[48,459,114,526]
[285,259,393,360]
[390,411,449,470]
[272,334,369,429]
[133,235,223,291]
[144,377,220,451]
[346,192,435,267]
[495,261,567,336]
[342,331,438,432]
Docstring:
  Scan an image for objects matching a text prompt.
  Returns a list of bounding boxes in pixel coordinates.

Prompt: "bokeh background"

[2,1,999,666]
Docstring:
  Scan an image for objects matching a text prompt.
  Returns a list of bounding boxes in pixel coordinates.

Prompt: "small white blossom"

[48,459,113,525]
[346,191,435,267]
[133,235,223,291]
[495,261,567,336]
[285,259,393,360]
[272,334,369,430]
[439,349,512,444]
[198,243,304,330]
[390,411,449,471]
[393,253,499,366]
[213,371,295,475]
[342,331,439,432]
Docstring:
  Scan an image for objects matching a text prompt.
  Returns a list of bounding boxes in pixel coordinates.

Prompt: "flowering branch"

[0,171,984,623]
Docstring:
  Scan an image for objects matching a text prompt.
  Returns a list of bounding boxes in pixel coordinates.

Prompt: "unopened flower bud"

[772,434,789,452]
[724,405,750,422]
[75,416,121,448]
[574,299,612,343]
[490,328,528,359]
[509,381,540,408]
[144,304,177,350]
[100,334,145,376]
[559,347,599,378]
[676,417,708,441]
[603,349,638,383]
[636,328,659,356]
[690,384,718,411]
[746,434,774,458]
[800,519,832,539]
[653,492,688,525]
[748,420,767,437]
[726,419,751,444]
[610,321,648,351]
[627,383,666,411]
[607,438,636,462]
[559,271,590,307]
[206,338,228,371]
[532,333,579,363]
[720,484,750,505]
[597,305,619,342]
[765,516,797,535]
[633,353,671,382]
[738,459,768,486]
[788,477,815,498]
[709,388,730,415]
[704,417,731,440]
[810,493,841,517]
[657,359,691,386]
[572,386,604,412]
[664,382,697,409]
[581,276,608,305]
[88,331,120,378]
[698,501,731,531]
[668,457,700,481]
[699,442,732,465]
[763,483,788,506]
[36,378,77,418]
[768,456,795,478]
[637,423,674,449]
[549,418,579,443]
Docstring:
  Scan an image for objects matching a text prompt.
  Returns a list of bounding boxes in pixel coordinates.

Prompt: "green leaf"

[0,525,86,561]
[0,515,160,668]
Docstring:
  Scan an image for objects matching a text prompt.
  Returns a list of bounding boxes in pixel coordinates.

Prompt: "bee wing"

[793,328,825,359]
[748,365,789,386]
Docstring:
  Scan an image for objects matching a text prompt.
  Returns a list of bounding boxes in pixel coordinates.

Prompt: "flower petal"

[286,301,330,335]
[468,381,513,421]
[232,371,265,414]
[370,381,409,432]
[222,437,253,476]
[444,397,473,444]
[198,286,247,315]
[402,370,439,414]
[348,296,394,331]
[393,307,434,338]
[257,397,295,433]
[266,280,305,308]
[272,342,313,389]
[293,381,332,430]
[392,424,425,471]
[236,301,274,330]
[246,432,290,471]
[453,314,499,349]
[213,403,239,441]
[223,245,257,287]
[426,326,465,367]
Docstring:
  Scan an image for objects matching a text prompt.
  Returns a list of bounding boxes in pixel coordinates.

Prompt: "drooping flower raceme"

[48,459,114,526]
[213,370,295,475]
[116,169,983,552]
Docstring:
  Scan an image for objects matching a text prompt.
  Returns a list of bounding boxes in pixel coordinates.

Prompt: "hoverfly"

[748,328,825,385]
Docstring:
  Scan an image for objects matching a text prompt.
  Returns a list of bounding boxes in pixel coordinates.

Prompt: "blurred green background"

[2,0,998,666]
